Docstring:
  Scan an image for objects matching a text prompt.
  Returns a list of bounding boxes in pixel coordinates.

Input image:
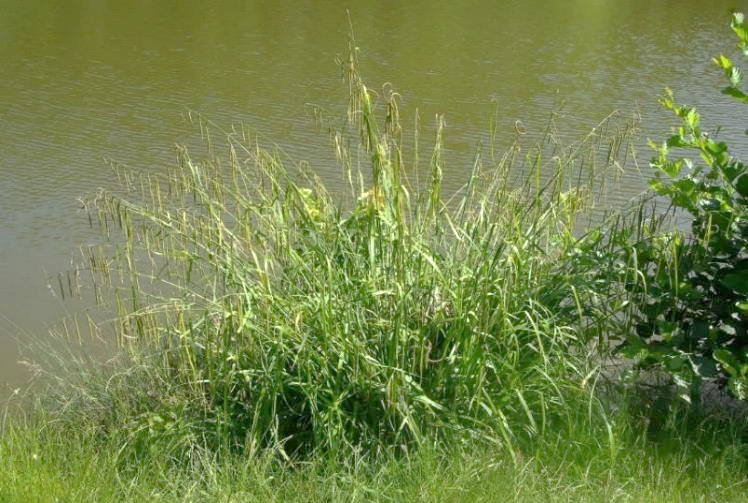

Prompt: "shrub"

[620,12,748,401]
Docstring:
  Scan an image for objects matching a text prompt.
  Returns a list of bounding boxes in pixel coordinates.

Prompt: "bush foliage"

[620,12,748,400]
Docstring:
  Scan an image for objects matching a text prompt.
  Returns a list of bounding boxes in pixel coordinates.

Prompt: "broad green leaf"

[648,179,666,195]
[735,173,748,197]
[686,108,699,128]
[690,356,719,378]
[671,177,696,194]
[690,321,710,340]
[721,269,748,295]
[715,53,733,70]
[659,159,684,178]
[722,86,748,104]
[731,15,748,43]
[722,160,745,182]
[666,134,688,148]
[714,349,738,376]
[698,198,720,211]
[665,354,687,371]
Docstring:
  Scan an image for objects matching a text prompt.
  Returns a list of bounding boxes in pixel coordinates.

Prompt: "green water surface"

[0,0,743,385]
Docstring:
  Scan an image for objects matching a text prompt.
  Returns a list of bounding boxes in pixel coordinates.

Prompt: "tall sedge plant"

[67,24,636,462]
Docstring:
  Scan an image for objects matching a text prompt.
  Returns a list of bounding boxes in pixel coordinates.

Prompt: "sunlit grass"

[47,28,640,462]
[2,401,747,502]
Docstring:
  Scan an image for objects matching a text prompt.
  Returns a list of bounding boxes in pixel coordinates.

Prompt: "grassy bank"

[3,400,748,502]
[2,21,748,502]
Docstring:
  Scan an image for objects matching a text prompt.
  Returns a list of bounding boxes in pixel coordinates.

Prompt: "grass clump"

[42,28,639,464]
[3,401,748,502]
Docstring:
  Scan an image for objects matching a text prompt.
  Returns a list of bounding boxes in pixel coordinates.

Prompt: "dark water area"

[1,0,746,386]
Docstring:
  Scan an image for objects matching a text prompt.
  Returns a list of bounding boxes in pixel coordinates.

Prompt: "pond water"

[1,0,745,386]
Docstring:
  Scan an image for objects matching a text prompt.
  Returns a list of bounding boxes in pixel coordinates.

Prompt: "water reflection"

[0,0,742,385]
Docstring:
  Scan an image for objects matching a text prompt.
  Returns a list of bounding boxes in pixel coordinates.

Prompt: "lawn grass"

[2,398,747,502]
